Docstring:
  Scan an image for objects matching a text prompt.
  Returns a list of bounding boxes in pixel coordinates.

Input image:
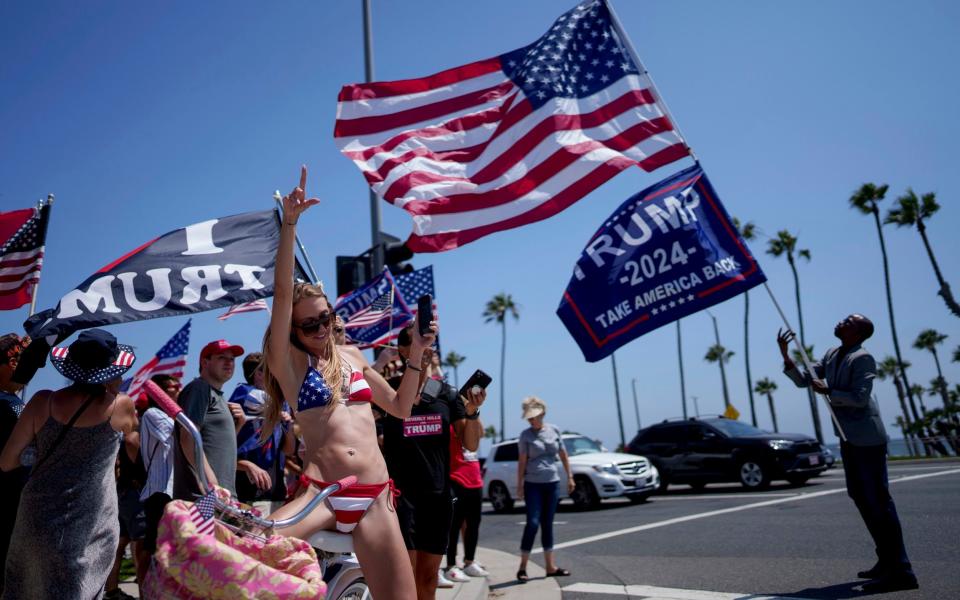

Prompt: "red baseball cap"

[200,340,244,361]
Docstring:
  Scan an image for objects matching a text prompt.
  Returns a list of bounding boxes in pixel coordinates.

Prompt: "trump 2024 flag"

[557,165,766,362]
[335,0,689,253]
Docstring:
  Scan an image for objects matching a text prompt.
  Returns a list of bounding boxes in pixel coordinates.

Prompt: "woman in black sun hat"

[0,329,139,600]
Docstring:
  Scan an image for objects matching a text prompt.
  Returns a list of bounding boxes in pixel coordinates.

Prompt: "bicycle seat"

[309,530,355,554]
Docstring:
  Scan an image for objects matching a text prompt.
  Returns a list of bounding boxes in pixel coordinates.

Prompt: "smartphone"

[458,369,493,400]
[417,294,433,336]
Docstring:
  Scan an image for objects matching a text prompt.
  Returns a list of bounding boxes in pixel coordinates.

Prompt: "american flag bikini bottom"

[299,475,399,533]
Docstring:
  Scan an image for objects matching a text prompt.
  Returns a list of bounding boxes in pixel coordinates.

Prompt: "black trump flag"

[18,210,281,381]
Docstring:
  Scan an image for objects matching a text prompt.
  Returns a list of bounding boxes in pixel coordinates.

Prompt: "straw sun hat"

[521,396,546,420]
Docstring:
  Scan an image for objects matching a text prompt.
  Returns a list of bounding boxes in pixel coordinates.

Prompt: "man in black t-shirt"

[380,325,486,600]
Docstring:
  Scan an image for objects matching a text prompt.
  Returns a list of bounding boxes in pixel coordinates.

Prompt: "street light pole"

[677,320,688,419]
[362,0,383,273]
[611,353,626,451]
[631,378,641,431]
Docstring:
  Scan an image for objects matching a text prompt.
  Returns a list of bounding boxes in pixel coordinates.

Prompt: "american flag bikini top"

[298,360,373,413]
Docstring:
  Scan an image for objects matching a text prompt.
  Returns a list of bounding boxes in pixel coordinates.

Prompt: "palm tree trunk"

[871,208,928,449]
[766,392,779,432]
[930,349,951,409]
[718,359,730,411]
[744,292,757,426]
[891,384,918,457]
[896,375,932,457]
[499,318,507,442]
[917,220,960,318]
[452,366,460,390]
[677,320,688,419]
[789,254,823,443]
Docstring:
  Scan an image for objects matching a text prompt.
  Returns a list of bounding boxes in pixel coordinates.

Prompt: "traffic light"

[336,254,373,297]
[384,240,414,277]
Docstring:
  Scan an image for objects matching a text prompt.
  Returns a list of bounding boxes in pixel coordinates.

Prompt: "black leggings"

[447,481,482,567]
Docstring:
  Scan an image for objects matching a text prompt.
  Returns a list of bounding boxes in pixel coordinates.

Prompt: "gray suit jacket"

[784,344,887,446]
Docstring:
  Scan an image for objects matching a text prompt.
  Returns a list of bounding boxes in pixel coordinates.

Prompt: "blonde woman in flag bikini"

[260,167,430,600]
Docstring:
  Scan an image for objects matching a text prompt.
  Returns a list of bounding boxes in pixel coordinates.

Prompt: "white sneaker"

[463,563,490,577]
[437,569,456,588]
[445,566,470,582]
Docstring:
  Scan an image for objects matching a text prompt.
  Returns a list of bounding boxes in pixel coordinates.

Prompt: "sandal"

[516,569,529,583]
[547,567,571,577]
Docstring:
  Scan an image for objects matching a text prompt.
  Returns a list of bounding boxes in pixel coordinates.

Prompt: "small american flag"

[188,490,217,535]
[0,203,51,311]
[334,0,688,252]
[344,290,394,329]
[123,320,191,399]
[217,299,270,321]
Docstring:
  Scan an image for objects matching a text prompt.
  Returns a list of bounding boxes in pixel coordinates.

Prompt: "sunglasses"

[293,312,334,335]
[334,327,344,334]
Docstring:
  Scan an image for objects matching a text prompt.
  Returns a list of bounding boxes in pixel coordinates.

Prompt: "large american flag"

[123,320,191,399]
[0,203,51,311]
[334,0,688,252]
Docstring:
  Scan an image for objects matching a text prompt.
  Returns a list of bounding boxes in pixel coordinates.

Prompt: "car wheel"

[571,476,600,510]
[657,474,670,492]
[627,493,650,504]
[689,481,707,491]
[786,475,810,486]
[488,481,514,513]
[738,459,770,489]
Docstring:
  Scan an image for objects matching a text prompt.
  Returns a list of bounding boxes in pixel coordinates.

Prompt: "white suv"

[482,433,659,511]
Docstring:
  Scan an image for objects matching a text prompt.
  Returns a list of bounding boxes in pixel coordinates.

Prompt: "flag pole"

[604,0,698,163]
[27,194,54,318]
[763,282,847,442]
[274,191,321,285]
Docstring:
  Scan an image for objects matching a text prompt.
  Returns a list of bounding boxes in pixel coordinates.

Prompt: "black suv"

[626,417,828,490]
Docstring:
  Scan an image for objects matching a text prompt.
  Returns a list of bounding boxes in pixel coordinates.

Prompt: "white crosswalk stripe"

[564,582,808,599]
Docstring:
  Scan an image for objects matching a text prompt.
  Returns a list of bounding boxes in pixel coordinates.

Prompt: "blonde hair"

[260,282,344,441]
[521,395,547,418]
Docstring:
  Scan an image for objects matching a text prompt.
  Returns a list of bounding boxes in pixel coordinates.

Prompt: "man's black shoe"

[857,563,884,579]
[861,572,919,593]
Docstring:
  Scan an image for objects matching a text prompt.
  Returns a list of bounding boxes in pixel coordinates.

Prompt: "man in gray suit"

[778,314,918,593]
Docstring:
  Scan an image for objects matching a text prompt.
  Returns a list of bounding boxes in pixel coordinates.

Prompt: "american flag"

[51,345,136,367]
[217,299,269,321]
[0,203,51,311]
[123,320,191,399]
[335,268,413,349]
[334,0,688,253]
[188,490,217,535]
[396,265,441,357]
[344,290,394,329]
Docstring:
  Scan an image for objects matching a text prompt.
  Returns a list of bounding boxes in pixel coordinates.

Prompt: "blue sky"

[2,1,959,454]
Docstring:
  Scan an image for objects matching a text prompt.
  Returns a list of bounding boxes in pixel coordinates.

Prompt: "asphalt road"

[476,459,960,600]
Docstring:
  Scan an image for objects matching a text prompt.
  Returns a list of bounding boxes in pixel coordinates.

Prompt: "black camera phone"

[458,369,493,400]
[417,294,433,336]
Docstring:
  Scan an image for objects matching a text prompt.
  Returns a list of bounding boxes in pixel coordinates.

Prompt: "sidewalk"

[119,545,560,600]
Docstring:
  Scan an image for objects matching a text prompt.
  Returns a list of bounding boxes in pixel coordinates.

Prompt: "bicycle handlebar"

[142,379,359,532]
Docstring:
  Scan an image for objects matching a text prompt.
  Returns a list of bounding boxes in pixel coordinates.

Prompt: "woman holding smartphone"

[515,396,575,583]
[259,166,434,600]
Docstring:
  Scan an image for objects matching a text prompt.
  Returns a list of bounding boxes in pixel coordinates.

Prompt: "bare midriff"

[295,399,389,485]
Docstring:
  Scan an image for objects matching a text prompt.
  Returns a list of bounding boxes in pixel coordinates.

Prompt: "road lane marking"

[563,582,807,599]
[532,467,960,553]
[656,493,798,501]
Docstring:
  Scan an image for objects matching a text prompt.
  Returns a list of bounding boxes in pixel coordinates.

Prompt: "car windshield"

[563,436,603,456]
[707,419,768,438]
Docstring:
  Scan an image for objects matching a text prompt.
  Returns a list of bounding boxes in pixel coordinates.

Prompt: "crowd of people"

[0,168,542,600]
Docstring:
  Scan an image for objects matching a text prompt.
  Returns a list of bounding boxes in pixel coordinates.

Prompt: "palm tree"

[734,217,759,426]
[483,425,497,440]
[442,350,467,389]
[849,182,925,442]
[483,293,519,442]
[767,230,823,442]
[913,329,950,408]
[886,189,960,317]
[953,346,960,363]
[704,344,734,411]
[754,377,779,432]
[877,356,920,456]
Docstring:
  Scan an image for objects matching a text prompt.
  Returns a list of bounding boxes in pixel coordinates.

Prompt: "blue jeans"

[520,481,559,553]
[840,442,912,572]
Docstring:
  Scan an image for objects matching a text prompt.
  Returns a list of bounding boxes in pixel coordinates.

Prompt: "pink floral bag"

[142,490,326,599]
